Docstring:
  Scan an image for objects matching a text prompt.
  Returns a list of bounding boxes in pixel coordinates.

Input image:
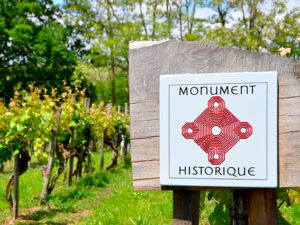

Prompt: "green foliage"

[208,190,232,206]
[65,0,143,104]
[77,171,109,188]
[72,64,129,105]
[208,204,231,225]
[0,85,129,165]
[0,0,78,104]
[58,0,300,105]
[207,190,232,225]
[1,0,299,105]
[280,202,300,225]
[0,88,54,162]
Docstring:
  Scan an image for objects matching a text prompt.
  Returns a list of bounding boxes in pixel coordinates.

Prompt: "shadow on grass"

[14,207,74,225]
[24,208,66,220]
[2,208,70,225]
[13,171,112,224]
[0,170,13,176]
[18,222,68,225]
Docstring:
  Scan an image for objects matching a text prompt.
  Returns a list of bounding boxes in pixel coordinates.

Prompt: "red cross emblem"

[182,96,253,165]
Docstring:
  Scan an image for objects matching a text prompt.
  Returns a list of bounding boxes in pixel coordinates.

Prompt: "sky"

[53,0,63,5]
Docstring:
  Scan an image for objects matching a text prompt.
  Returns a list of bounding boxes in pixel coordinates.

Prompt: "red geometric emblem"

[182,96,252,165]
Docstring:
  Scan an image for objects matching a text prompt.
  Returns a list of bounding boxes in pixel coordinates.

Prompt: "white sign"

[160,72,278,187]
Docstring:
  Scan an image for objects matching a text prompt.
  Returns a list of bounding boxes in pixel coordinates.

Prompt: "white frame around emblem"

[160,72,278,188]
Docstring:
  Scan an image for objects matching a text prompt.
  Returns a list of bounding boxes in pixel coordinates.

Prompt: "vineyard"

[0,85,129,220]
[0,0,300,224]
[0,86,299,224]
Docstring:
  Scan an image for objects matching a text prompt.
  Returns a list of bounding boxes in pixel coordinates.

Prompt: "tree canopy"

[62,0,299,105]
[0,0,299,105]
[0,0,77,104]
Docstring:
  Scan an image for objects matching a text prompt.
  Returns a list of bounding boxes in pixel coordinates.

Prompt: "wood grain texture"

[173,191,199,225]
[247,189,279,225]
[129,40,300,190]
[232,190,248,225]
[231,189,279,225]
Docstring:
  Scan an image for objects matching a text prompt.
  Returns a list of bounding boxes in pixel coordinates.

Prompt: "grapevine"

[0,84,129,212]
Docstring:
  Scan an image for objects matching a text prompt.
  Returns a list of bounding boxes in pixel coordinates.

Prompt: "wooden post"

[77,146,84,181]
[117,105,125,160]
[99,138,104,170]
[28,141,33,168]
[232,189,279,225]
[124,102,128,118]
[63,158,68,185]
[85,97,91,110]
[0,162,3,172]
[7,159,11,169]
[99,103,112,170]
[107,103,112,115]
[68,155,74,186]
[120,135,125,161]
[117,105,121,115]
[85,97,92,175]
[173,191,199,225]
[68,95,76,186]
[247,189,278,225]
[68,129,74,187]
[87,142,92,175]
[13,153,20,220]
[232,190,248,225]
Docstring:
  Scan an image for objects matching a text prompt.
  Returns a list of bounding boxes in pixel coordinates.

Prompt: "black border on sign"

[168,82,268,181]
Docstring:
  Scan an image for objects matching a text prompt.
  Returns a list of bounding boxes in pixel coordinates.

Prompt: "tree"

[205,0,235,27]
[66,0,142,105]
[61,0,299,108]
[0,0,77,104]
[200,0,300,58]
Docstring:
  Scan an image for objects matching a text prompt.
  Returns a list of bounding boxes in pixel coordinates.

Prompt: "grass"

[0,150,299,225]
[80,168,173,225]
[0,164,44,221]
[0,150,115,224]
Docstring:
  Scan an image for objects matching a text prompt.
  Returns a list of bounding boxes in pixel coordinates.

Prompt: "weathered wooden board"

[129,40,300,190]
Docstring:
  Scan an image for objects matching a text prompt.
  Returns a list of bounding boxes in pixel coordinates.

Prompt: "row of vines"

[0,84,130,219]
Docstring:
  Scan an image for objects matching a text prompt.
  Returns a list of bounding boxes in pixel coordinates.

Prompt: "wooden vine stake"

[13,153,20,220]
[67,94,75,186]
[67,129,75,187]
[99,103,112,170]
[129,40,300,224]
[85,98,92,174]
[117,105,126,160]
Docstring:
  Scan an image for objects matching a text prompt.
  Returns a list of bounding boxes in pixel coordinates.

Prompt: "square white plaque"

[160,72,278,187]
